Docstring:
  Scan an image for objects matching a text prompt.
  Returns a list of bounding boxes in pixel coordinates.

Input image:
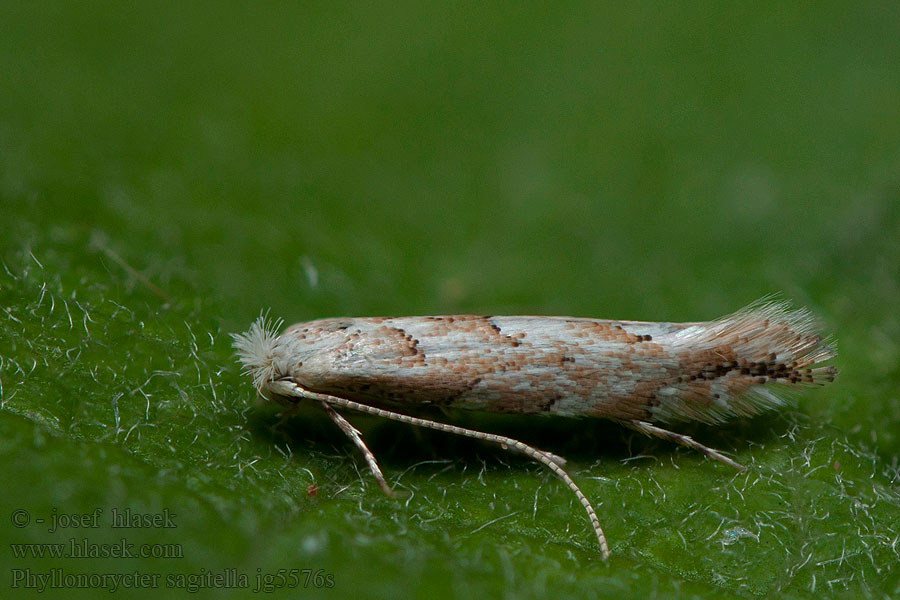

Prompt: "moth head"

[231,313,289,404]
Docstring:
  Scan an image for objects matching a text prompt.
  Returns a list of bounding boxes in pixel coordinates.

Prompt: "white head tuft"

[231,312,284,394]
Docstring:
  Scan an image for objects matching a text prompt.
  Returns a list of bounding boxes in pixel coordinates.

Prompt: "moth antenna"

[268,379,611,560]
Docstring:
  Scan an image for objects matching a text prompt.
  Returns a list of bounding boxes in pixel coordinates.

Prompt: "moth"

[232,299,837,559]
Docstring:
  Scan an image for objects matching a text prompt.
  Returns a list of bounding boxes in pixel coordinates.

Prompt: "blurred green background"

[2,2,898,598]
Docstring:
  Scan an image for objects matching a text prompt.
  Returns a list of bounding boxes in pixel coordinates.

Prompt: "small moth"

[232,299,836,559]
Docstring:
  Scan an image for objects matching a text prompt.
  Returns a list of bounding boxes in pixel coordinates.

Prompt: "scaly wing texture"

[233,300,836,425]
[646,299,836,423]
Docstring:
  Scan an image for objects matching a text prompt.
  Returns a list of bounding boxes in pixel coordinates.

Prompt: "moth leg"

[269,380,610,560]
[320,401,397,498]
[625,420,745,470]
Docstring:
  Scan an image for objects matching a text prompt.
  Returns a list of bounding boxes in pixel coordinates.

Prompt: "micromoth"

[232,299,837,559]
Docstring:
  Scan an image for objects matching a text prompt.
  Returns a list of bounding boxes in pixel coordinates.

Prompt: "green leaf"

[2,2,899,598]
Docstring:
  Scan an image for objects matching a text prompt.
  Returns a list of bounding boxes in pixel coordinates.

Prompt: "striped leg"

[626,420,745,470]
[270,379,610,560]
[320,401,397,497]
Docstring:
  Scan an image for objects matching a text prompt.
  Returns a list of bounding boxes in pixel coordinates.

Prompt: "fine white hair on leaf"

[230,312,283,393]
